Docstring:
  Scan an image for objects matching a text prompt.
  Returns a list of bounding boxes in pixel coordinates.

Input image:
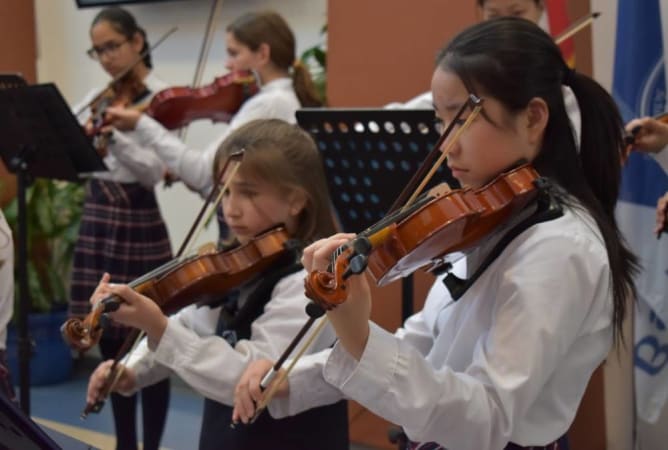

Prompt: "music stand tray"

[0,83,106,181]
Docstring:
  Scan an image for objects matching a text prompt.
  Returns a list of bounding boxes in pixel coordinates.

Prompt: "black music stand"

[0,392,98,450]
[297,108,457,320]
[0,81,106,415]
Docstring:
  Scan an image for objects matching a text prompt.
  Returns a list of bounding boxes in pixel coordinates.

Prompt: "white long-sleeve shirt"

[127,77,300,196]
[268,203,613,450]
[124,269,336,406]
[73,72,168,188]
[0,211,13,350]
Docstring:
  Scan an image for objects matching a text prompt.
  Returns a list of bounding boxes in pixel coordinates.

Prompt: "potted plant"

[300,24,327,104]
[2,178,85,385]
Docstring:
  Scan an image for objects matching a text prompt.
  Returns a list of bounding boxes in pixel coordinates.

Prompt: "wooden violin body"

[368,164,540,285]
[86,74,150,153]
[306,164,541,308]
[61,226,291,351]
[147,70,259,129]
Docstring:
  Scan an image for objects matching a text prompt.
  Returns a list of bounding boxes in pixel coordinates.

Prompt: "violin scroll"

[61,297,121,351]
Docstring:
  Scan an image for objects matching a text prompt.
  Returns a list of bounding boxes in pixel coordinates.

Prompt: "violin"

[86,74,150,154]
[305,164,541,309]
[61,226,292,352]
[146,70,259,130]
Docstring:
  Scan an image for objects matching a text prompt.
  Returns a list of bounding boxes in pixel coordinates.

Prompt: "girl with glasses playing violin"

[86,119,349,450]
[101,10,322,240]
[233,18,638,450]
[69,7,172,450]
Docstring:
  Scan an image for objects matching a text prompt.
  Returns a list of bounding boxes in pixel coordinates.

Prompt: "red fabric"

[545,0,575,67]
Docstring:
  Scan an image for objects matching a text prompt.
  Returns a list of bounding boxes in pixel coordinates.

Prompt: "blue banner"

[613,0,668,423]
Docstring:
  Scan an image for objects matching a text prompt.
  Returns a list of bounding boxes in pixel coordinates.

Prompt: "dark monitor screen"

[76,0,186,7]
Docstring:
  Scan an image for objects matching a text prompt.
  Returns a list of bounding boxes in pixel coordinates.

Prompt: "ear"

[130,31,144,54]
[256,42,271,66]
[287,189,308,217]
[524,97,549,147]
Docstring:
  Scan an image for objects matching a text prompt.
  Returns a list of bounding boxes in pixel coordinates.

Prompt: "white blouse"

[124,269,336,406]
[0,211,13,350]
[73,72,168,188]
[268,203,614,450]
[127,77,301,196]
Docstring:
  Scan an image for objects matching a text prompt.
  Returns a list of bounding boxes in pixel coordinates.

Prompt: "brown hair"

[227,11,323,107]
[213,119,336,243]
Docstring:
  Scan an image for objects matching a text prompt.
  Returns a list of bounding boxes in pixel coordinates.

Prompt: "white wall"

[33,0,327,250]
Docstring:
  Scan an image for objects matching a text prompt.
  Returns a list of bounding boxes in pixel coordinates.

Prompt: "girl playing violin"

[233,18,638,450]
[86,119,348,450]
[68,7,171,450]
[103,11,321,225]
[624,116,668,235]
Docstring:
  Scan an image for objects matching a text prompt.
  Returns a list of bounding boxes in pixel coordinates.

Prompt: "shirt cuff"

[323,322,399,404]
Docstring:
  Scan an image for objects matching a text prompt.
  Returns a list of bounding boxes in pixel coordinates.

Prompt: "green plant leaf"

[3,179,84,314]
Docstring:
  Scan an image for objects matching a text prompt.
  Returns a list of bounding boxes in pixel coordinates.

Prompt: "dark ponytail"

[437,17,638,343]
[91,7,152,69]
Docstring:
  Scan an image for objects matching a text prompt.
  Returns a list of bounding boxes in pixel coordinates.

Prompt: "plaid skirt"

[69,179,172,338]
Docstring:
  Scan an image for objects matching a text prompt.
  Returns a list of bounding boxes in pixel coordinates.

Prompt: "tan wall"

[326,1,607,448]
[0,0,37,207]
[327,0,478,107]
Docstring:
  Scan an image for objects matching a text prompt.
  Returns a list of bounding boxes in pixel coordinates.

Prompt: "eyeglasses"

[87,40,129,60]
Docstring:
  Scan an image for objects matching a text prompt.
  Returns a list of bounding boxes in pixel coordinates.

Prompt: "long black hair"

[437,17,638,343]
[91,7,152,69]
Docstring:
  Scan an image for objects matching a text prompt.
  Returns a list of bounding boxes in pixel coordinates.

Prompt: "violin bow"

[398,96,483,212]
[76,26,178,118]
[387,95,482,214]
[241,97,486,425]
[178,0,225,141]
[553,11,600,46]
[82,150,244,418]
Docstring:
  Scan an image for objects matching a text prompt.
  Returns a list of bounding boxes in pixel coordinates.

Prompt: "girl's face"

[89,20,143,77]
[221,170,303,244]
[431,67,543,189]
[478,0,543,24]
[224,32,267,73]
